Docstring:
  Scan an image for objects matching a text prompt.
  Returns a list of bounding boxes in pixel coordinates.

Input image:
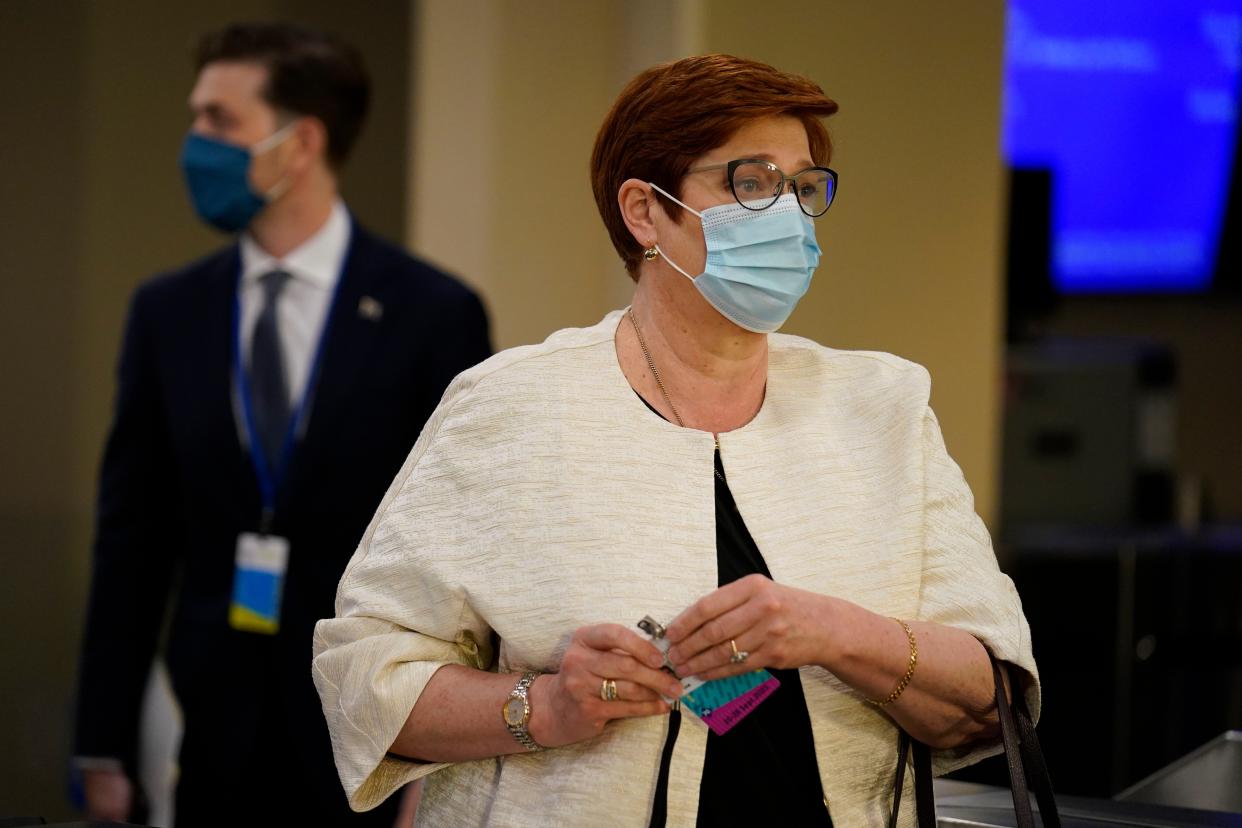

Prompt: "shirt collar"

[239,199,351,290]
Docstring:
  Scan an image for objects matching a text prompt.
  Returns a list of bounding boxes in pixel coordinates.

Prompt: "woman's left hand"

[664,574,834,680]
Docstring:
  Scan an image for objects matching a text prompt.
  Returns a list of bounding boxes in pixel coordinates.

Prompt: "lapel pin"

[358,296,383,322]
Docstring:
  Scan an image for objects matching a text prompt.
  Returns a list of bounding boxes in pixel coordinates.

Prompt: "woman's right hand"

[528,623,684,748]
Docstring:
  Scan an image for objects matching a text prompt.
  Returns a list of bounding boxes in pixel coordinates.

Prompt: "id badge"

[638,616,780,736]
[678,670,781,735]
[229,533,290,635]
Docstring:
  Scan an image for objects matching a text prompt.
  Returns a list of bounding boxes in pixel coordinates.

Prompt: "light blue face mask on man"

[648,183,821,333]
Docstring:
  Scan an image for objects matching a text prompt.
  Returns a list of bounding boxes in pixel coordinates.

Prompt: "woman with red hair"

[314,54,1038,826]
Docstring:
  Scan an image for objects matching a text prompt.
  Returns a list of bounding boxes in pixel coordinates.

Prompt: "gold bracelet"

[868,618,918,707]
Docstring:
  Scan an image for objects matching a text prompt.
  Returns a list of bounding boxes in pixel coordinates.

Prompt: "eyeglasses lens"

[793,169,835,217]
[730,162,784,210]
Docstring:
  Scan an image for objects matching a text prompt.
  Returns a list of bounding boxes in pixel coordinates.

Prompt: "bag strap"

[888,653,1060,828]
[889,729,933,824]
[1015,692,1060,828]
[912,738,935,828]
[992,657,1037,828]
[889,730,911,828]
[890,730,936,828]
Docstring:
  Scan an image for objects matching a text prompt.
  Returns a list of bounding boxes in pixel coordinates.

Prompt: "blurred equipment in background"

[1002,339,1178,529]
[936,731,1242,824]
[1117,730,1242,814]
[1001,527,1242,797]
[974,1,1242,800]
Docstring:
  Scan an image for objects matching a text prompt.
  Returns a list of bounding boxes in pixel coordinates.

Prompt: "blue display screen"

[1004,2,1241,293]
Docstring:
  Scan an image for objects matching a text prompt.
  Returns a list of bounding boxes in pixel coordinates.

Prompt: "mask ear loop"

[251,120,299,155]
[646,182,701,281]
[653,244,695,280]
[263,176,293,202]
[647,181,703,218]
[252,121,300,201]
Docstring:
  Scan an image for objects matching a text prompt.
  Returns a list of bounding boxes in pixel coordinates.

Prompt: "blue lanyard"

[232,266,344,516]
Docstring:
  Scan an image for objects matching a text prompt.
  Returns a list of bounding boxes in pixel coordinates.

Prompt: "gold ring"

[729,639,749,664]
[600,678,618,701]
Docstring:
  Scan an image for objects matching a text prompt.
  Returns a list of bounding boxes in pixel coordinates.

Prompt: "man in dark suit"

[73,23,490,827]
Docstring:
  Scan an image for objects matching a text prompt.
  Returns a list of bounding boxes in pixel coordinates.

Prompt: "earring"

[643,244,659,261]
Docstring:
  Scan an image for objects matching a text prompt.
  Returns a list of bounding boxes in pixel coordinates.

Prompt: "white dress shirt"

[238,199,351,415]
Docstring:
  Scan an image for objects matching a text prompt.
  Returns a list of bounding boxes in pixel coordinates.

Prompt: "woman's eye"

[736,178,761,193]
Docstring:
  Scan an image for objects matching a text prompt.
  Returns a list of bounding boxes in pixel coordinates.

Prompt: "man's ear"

[290,116,329,174]
[619,178,660,250]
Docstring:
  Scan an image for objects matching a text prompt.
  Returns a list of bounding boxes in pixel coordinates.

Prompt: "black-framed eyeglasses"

[686,159,839,217]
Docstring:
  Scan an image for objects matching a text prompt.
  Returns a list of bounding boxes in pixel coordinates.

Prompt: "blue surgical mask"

[179,123,295,233]
[648,183,821,333]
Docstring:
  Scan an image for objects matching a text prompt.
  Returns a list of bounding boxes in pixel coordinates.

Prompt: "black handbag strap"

[992,657,1038,828]
[1016,693,1060,827]
[889,730,911,828]
[888,653,1060,828]
[912,738,935,828]
[889,732,936,828]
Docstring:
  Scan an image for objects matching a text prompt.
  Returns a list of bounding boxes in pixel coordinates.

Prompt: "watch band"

[505,671,544,751]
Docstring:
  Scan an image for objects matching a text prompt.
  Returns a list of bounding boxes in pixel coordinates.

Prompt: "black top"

[695,449,833,826]
[637,389,831,826]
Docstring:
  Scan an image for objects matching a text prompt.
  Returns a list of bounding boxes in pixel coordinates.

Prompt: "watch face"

[503,697,527,726]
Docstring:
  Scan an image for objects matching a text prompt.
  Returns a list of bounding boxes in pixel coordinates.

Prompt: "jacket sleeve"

[312,375,495,812]
[74,284,183,772]
[915,405,1041,775]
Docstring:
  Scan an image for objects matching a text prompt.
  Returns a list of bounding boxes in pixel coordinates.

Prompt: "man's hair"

[590,54,839,280]
[195,22,370,169]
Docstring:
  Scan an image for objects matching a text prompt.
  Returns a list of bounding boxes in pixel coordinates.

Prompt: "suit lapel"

[277,221,386,506]
[197,246,263,514]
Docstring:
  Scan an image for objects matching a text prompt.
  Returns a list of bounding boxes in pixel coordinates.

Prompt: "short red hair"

[591,54,839,280]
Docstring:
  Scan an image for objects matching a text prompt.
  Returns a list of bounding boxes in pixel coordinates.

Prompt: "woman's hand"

[664,574,834,680]
[529,623,684,748]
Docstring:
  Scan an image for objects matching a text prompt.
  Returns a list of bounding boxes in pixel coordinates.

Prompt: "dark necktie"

[251,269,292,477]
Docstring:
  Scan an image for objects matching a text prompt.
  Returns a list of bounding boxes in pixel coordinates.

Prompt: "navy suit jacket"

[74,220,490,813]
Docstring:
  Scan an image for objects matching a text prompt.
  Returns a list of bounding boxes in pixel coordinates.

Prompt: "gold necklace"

[627,309,725,478]
[627,308,684,428]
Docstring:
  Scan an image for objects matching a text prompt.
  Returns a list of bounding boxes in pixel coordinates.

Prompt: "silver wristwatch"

[501,671,543,751]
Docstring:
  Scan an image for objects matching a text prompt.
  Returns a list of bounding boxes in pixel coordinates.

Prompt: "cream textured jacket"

[312,310,1039,827]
